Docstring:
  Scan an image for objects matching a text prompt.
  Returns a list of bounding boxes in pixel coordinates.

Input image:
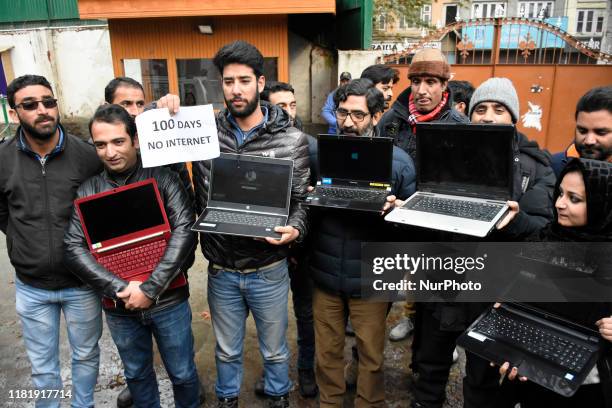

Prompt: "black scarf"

[539,158,612,242]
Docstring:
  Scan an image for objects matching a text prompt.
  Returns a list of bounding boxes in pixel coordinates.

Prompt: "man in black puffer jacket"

[191,41,309,408]
[64,105,199,408]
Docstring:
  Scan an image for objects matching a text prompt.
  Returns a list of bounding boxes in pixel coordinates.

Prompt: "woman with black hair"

[496,158,612,407]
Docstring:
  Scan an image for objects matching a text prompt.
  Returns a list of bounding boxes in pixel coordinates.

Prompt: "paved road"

[0,235,464,407]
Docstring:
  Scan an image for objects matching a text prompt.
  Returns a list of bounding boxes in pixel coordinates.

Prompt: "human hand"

[596,316,612,342]
[117,281,153,310]
[265,225,300,245]
[496,201,519,230]
[382,195,396,213]
[156,93,180,115]
[495,361,528,382]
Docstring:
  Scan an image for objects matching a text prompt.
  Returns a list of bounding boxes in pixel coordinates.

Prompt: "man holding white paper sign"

[191,41,310,408]
[136,104,220,167]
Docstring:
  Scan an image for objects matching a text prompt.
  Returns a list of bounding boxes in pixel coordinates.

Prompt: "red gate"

[382,18,612,152]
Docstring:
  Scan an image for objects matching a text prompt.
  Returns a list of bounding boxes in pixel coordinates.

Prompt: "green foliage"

[373,0,432,29]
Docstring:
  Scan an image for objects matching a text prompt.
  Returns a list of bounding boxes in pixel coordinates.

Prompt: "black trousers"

[412,305,518,408]
[288,257,315,370]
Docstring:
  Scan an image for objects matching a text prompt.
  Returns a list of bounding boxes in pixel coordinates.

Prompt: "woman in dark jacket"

[496,158,612,407]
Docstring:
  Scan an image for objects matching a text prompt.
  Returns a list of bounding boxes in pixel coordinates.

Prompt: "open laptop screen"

[418,124,513,192]
[79,182,166,244]
[211,155,292,209]
[318,135,392,184]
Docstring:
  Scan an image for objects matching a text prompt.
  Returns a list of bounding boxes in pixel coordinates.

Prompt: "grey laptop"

[192,153,293,239]
[385,123,514,237]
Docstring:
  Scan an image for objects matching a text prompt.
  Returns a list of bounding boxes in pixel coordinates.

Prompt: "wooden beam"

[78,0,335,19]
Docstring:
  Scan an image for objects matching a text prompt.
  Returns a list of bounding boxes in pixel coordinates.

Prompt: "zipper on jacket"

[39,157,55,272]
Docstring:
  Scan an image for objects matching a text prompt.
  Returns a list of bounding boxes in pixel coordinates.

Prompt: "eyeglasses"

[16,99,58,111]
[335,108,369,123]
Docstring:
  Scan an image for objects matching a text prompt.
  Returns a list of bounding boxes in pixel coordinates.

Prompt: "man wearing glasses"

[308,78,415,407]
[0,75,103,407]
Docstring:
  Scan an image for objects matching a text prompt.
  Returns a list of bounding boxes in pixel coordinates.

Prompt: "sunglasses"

[16,99,58,111]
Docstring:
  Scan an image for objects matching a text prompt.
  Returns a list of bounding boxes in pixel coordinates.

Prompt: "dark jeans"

[106,300,200,408]
[288,258,315,370]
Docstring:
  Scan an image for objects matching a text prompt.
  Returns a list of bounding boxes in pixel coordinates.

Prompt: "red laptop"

[74,178,186,300]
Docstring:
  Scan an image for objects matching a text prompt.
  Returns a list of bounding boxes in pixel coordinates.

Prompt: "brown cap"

[408,49,451,80]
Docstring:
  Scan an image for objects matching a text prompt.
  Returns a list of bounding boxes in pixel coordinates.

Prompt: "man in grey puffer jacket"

[191,41,309,408]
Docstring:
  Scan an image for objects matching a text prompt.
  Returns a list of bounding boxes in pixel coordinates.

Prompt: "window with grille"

[576,9,605,35]
[471,2,506,18]
[421,5,432,24]
[399,15,407,29]
[518,2,554,19]
[377,14,386,30]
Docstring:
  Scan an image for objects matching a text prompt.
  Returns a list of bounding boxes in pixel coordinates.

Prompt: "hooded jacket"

[0,127,102,290]
[378,86,468,161]
[499,132,556,239]
[192,102,310,270]
[63,159,196,315]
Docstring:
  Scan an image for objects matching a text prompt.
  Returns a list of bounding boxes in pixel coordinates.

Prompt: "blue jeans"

[15,278,102,408]
[105,299,199,408]
[208,260,291,398]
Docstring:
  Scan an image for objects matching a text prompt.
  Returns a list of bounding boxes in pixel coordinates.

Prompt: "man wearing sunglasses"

[0,75,103,407]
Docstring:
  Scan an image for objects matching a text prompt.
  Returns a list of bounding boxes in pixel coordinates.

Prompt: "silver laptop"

[385,123,514,237]
[192,153,293,239]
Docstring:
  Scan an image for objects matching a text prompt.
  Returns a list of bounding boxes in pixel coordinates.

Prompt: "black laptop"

[192,153,293,239]
[457,302,602,397]
[303,134,393,212]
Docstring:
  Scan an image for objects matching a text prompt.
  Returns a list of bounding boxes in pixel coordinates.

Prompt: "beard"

[575,142,612,161]
[226,87,260,118]
[339,120,375,137]
[20,114,59,141]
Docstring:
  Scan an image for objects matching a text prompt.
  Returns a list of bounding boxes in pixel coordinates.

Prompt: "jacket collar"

[17,124,66,160]
[102,155,142,187]
[218,101,292,138]
[390,86,453,123]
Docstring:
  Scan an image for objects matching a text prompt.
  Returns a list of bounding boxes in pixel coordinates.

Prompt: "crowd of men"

[0,40,611,408]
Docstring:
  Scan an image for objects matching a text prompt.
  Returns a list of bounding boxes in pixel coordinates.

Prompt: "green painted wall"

[337,0,373,49]
[0,0,79,23]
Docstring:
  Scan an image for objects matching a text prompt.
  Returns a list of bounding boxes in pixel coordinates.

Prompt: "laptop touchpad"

[484,341,524,368]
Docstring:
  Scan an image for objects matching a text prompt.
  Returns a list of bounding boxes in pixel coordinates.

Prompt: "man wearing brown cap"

[378,48,467,161]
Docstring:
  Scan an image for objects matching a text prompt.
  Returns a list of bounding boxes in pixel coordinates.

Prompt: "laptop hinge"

[502,304,591,342]
[207,205,286,217]
[97,231,164,253]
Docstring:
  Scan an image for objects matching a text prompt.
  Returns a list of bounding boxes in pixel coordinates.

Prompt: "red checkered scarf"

[408,91,449,133]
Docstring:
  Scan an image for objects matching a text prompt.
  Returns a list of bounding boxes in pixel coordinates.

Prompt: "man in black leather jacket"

[191,41,309,408]
[64,105,199,408]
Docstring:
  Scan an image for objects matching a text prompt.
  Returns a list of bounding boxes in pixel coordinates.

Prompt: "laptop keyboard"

[474,309,591,372]
[405,195,504,222]
[204,210,281,229]
[317,187,387,201]
[99,239,166,279]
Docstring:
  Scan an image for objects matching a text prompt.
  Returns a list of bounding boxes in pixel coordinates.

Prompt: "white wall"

[338,50,384,82]
[0,25,114,124]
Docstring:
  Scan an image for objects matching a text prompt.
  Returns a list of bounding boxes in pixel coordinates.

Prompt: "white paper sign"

[135,104,220,168]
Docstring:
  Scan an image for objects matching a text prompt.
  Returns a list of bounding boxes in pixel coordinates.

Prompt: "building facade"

[373,0,611,55]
